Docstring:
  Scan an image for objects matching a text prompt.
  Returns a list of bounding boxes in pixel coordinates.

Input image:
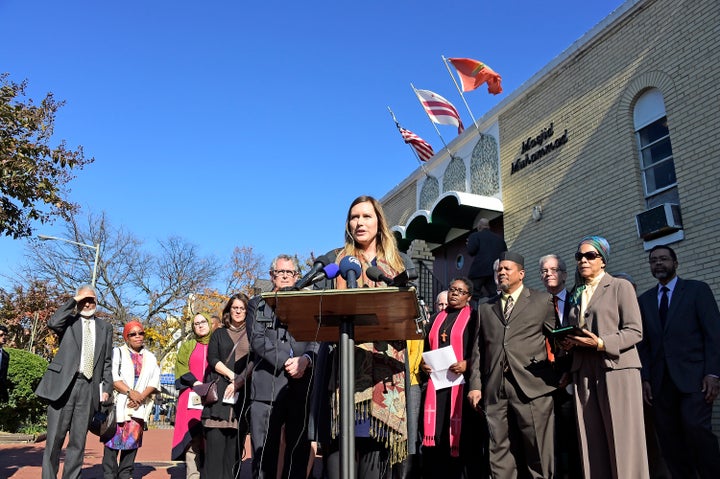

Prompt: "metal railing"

[415,261,445,310]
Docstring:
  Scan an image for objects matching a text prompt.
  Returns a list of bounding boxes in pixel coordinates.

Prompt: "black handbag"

[192,336,242,406]
[193,379,219,406]
[89,398,117,443]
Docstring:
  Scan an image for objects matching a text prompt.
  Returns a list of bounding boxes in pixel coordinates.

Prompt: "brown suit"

[567,273,649,479]
[469,286,557,478]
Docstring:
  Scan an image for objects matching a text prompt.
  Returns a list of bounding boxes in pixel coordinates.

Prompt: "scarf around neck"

[423,305,472,456]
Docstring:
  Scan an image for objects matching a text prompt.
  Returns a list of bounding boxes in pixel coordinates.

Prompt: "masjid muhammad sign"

[511,122,569,175]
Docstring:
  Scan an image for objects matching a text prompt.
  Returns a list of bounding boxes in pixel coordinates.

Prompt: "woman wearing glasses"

[172,312,213,478]
[563,236,648,478]
[202,293,254,479]
[420,277,481,478]
[103,321,161,479]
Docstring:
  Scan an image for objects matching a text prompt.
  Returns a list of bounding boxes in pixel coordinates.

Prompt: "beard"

[80,308,96,318]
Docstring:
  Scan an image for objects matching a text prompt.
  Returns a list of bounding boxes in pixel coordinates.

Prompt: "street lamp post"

[37,234,101,287]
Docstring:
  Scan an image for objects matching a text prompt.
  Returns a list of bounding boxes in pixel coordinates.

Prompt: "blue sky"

[0,0,624,288]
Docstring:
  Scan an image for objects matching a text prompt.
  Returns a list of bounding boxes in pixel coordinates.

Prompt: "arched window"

[634,89,678,208]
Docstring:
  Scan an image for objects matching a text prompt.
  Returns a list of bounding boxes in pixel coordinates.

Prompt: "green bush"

[0,347,48,433]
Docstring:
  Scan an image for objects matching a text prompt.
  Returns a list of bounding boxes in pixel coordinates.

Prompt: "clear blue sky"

[0,0,624,288]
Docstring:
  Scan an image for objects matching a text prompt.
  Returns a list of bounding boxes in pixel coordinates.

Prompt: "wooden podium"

[261,287,425,479]
[261,286,425,341]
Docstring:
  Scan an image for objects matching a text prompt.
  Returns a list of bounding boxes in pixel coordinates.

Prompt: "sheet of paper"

[422,346,465,390]
[222,392,240,404]
[187,391,203,410]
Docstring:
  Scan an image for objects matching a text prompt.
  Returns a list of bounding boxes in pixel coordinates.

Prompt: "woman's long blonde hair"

[341,195,404,272]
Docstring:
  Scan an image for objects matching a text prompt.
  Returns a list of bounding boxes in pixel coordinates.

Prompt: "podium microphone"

[339,256,362,289]
[366,266,413,287]
[294,252,337,290]
[323,262,340,280]
[366,266,394,285]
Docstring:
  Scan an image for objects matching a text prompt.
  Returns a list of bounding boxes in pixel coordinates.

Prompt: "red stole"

[422,305,471,456]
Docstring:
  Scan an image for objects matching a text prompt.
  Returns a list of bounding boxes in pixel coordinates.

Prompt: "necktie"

[81,319,94,379]
[504,295,514,322]
[659,286,669,329]
[553,295,561,325]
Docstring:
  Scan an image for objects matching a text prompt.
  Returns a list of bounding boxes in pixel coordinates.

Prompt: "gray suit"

[469,286,556,478]
[35,299,113,479]
[638,277,720,478]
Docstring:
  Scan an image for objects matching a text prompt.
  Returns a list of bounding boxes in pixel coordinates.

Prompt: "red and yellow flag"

[448,57,503,95]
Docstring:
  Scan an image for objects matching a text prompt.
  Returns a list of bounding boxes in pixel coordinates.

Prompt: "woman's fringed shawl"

[422,305,471,457]
[332,256,408,465]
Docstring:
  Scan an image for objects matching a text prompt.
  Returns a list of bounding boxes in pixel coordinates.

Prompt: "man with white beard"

[36,285,114,479]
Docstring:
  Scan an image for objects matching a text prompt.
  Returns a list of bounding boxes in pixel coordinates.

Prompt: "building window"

[634,89,678,208]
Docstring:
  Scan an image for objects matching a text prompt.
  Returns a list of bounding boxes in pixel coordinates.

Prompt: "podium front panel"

[261,287,424,342]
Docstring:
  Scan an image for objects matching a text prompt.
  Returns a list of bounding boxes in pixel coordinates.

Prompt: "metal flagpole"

[442,55,478,128]
[387,106,430,173]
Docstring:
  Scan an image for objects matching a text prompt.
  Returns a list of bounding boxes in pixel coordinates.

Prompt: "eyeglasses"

[575,251,602,261]
[127,331,145,338]
[448,287,470,296]
[540,268,564,275]
[193,320,208,326]
[272,270,298,277]
[231,306,246,311]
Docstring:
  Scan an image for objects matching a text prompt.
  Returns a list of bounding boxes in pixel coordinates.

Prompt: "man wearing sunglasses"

[35,285,114,479]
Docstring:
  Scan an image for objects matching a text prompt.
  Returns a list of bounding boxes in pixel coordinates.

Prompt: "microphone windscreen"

[365,266,385,283]
[323,263,340,279]
[339,256,362,280]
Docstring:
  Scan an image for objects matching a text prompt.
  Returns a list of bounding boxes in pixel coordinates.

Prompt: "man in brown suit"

[468,251,557,478]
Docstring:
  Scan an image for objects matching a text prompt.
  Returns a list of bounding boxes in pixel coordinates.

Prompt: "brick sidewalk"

[0,427,254,479]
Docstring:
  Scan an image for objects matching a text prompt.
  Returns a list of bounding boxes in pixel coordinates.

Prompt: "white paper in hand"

[422,346,465,390]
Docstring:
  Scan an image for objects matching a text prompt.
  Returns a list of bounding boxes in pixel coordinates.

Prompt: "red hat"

[123,321,144,341]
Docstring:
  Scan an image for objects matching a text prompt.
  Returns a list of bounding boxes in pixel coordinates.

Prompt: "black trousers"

[102,446,138,479]
[653,369,720,479]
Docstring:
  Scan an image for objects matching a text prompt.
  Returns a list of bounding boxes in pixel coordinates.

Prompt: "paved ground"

[0,427,258,479]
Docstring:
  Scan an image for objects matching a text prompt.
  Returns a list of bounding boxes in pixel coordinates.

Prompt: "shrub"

[0,347,48,433]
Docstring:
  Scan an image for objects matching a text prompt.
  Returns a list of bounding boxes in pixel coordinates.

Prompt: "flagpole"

[411,83,450,151]
[387,106,430,173]
[442,55,478,128]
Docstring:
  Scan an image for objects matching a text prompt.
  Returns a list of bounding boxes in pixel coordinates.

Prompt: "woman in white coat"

[103,321,161,479]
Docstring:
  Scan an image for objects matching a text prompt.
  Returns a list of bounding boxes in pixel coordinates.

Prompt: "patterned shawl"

[332,255,408,465]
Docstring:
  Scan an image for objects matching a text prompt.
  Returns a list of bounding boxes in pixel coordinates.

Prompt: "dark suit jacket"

[468,286,557,404]
[0,348,9,402]
[466,229,507,278]
[638,277,720,394]
[247,295,319,402]
[35,299,113,420]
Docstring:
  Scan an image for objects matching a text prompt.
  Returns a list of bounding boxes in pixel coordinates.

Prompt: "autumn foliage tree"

[0,73,94,239]
[0,280,64,360]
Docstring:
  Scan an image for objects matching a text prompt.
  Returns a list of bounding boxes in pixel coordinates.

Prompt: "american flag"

[399,127,434,162]
[414,89,464,134]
